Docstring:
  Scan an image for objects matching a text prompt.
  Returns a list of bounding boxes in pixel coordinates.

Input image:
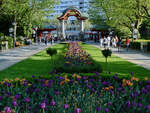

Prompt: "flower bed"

[0,74,150,113]
[55,42,102,73]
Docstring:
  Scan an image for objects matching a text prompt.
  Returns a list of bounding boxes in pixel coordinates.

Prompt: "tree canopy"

[89,0,150,37]
[0,0,59,37]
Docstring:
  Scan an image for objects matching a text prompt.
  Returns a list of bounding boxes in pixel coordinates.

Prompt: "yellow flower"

[4,78,9,82]
[77,75,81,79]
[131,77,139,82]
[15,78,20,82]
[28,83,32,86]
[144,77,148,81]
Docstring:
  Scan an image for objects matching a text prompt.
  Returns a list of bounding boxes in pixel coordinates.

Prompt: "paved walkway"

[0,43,57,71]
[86,41,150,70]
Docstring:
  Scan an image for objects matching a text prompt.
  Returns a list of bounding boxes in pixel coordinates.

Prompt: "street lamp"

[9,27,14,37]
[12,21,17,48]
[131,23,138,41]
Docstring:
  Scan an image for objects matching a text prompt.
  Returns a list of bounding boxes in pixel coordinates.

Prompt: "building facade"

[48,0,89,19]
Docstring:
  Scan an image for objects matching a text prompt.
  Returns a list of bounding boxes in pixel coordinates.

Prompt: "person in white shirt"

[107,36,111,48]
[100,37,103,47]
[103,36,108,48]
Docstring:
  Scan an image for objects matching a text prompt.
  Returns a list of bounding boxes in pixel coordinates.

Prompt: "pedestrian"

[45,36,48,45]
[107,35,111,48]
[100,37,103,48]
[38,36,41,45]
[50,37,52,45]
[117,37,122,52]
[103,36,108,48]
[126,37,130,51]
[112,37,116,48]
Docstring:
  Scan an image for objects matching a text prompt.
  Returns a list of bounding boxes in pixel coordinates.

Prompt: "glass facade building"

[48,0,89,19]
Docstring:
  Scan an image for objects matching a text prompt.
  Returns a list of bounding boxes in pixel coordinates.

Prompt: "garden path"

[86,41,150,70]
[0,43,57,71]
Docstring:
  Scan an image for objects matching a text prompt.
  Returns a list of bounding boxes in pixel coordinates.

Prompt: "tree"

[102,49,112,73]
[46,48,57,69]
[89,0,146,38]
[1,0,59,48]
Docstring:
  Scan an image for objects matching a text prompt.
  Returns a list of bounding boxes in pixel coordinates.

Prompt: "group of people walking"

[38,36,55,45]
[99,36,130,52]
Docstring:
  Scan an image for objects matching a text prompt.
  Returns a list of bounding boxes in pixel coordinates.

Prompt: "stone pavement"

[86,41,150,71]
[0,43,57,71]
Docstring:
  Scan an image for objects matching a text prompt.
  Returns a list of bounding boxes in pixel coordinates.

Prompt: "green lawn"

[81,43,150,79]
[0,44,66,80]
[0,43,150,80]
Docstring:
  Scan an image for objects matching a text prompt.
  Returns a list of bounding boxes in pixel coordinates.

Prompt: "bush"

[147,42,150,52]
[130,42,141,50]
[46,48,57,57]
[0,35,13,49]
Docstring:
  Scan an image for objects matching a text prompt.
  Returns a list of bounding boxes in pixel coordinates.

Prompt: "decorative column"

[61,20,66,39]
[80,20,84,32]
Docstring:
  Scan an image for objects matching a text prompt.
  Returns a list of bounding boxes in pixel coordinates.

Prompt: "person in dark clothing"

[45,36,48,45]
[117,37,122,52]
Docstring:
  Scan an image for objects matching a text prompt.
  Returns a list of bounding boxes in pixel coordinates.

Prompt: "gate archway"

[57,7,88,40]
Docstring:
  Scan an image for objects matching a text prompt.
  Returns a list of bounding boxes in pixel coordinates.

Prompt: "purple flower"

[76,108,81,113]
[42,98,48,103]
[0,96,2,100]
[138,103,142,107]
[146,105,150,109]
[132,102,136,107]
[105,108,109,113]
[87,84,92,89]
[141,88,148,94]
[54,90,60,95]
[40,102,46,109]
[146,85,150,91]
[12,101,17,107]
[108,102,112,106]
[133,91,138,97]
[64,104,69,109]
[122,90,126,94]
[35,88,41,93]
[32,75,35,78]
[15,94,21,99]
[4,107,12,113]
[51,100,56,106]
[25,97,30,103]
[131,72,134,75]
[83,76,88,80]
[96,107,101,112]
[117,88,121,91]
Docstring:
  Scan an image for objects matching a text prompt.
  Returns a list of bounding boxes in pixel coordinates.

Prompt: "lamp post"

[9,28,14,38]
[131,23,135,42]
[12,21,17,48]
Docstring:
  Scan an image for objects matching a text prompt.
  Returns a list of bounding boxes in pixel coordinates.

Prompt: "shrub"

[147,42,150,52]
[130,42,141,50]
[102,49,112,73]
[46,48,57,57]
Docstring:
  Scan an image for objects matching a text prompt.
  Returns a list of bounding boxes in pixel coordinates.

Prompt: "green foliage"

[0,0,59,38]
[130,42,141,50]
[89,0,150,37]
[102,49,112,58]
[46,48,57,57]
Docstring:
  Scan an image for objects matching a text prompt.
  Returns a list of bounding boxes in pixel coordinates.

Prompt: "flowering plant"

[0,74,149,113]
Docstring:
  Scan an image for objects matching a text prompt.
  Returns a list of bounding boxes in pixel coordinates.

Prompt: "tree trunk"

[106,58,108,73]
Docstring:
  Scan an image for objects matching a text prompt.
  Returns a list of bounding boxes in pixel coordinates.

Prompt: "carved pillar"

[61,20,66,39]
[80,20,84,32]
